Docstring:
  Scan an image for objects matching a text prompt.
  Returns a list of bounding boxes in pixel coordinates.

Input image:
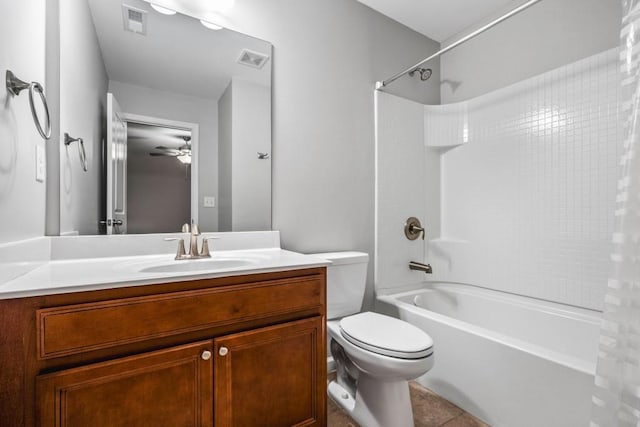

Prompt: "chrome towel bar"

[6,70,51,140]
[64,133,88,172]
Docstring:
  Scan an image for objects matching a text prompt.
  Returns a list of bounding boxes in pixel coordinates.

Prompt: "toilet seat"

[339,312,433,360]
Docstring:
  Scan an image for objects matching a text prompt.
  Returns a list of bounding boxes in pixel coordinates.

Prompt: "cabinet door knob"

[218,347,229,356]
[201,350,212,360]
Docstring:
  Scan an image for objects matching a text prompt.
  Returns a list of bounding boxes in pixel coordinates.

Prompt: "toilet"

[311,252,434,427]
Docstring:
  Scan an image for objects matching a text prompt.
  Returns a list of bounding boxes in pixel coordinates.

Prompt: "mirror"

[58,0,272,235]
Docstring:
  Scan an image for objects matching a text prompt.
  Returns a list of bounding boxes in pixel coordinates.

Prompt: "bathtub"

[376,282,601,427]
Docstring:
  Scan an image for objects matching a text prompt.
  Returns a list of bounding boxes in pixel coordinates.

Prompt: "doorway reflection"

[126,122,192,233]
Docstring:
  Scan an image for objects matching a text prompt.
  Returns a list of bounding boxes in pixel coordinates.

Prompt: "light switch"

[35,145,45,183]
[203,196,216,208]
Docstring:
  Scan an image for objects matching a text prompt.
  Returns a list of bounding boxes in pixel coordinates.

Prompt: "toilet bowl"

[328,313,433,427]
[330,312,433,379]
[309,252,435,427]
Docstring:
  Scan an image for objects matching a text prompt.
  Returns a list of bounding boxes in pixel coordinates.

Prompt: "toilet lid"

[339,312,433,360]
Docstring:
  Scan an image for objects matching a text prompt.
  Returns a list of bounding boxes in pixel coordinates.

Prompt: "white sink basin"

[140,258,259,273]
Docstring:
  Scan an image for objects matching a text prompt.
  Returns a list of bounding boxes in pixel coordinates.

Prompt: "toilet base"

[328,374,414,427]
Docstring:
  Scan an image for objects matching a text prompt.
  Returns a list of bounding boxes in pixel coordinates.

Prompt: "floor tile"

[410,382,463,427]
[440,413,490,427]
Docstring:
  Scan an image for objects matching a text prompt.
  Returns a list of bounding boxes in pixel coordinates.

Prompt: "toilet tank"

[310,252,369,320]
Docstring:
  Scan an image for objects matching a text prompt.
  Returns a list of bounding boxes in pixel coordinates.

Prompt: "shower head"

[408,68,432,81]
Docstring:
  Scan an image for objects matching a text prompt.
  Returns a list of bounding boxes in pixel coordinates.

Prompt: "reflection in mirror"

[58,0,272,235]
[127,122,192,234]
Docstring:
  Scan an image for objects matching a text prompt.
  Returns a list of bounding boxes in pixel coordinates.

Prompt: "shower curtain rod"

[375,0,544,90]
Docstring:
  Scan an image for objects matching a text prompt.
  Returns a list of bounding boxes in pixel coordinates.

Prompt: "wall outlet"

[203,196,216,208]
[35,145,45,183]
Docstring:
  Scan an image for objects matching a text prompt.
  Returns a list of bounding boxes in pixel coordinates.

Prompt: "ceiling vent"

[122,4,148,35]
[237,49,270,69]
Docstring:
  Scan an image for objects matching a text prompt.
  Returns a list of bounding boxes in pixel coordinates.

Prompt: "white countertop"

[0,233,329,299]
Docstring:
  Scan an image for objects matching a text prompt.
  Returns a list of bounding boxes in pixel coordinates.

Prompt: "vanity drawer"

[36,275,324,359]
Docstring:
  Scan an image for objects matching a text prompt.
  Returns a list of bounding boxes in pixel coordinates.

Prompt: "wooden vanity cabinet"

[214,317,323,427]
[0,267,327,427]
[36,340,215,427]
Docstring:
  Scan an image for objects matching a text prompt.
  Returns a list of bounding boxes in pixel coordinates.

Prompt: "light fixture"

[177,154,192,164]
[200,20,223,30]
[211,0,235,12]
[140,0,234,15]
[149,3,176,15]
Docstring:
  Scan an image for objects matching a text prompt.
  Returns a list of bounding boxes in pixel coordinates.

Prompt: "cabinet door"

[214,316,326,427]
[37,340,213,427]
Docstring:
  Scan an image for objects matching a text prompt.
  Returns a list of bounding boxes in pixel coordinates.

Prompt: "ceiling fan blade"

[149,152,179,157]
[153,148,181,154]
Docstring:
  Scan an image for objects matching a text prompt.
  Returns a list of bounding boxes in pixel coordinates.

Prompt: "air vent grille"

[122,4,147,35]
[128,9,143,23]
[237,49,270,69]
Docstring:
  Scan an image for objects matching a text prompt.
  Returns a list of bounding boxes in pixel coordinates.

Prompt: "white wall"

[218,83,233,231]
[127,154,191,233]
[0,0,47,244]
[217,78,271,232]
[375,91,428,292]
[109,80,219,232]
[224,0,441,309]
[440,0,621,103]
[59,0,108,235]
[232,79,270,231]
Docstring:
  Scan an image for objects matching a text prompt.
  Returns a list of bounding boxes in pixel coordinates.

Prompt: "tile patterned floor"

[327,377,489,427]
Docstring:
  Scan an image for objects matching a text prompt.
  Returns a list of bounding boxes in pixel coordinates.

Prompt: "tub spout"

[409,261,432,274]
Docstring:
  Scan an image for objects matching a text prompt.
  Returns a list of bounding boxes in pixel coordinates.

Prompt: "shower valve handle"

[410,224,425,239]
[404,217,425,240]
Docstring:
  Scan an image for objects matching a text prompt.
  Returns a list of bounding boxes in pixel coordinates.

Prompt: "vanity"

[0,233,328,426]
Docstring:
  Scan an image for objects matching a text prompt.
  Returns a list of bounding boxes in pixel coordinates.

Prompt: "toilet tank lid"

[308,251,369,265]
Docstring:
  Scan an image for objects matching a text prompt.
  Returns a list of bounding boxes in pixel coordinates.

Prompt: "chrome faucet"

[165,223,218,260]
[186,223,201,256]
[409,261,432,274]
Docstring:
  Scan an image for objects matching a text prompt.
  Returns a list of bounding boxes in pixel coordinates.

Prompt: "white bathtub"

[376,283,601,427]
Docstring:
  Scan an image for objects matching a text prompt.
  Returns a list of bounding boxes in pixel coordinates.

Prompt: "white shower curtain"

[591,1,640,426]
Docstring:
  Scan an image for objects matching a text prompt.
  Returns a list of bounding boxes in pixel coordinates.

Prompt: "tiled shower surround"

[425,48,621,310]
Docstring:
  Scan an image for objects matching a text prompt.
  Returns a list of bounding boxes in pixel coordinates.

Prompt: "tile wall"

[426,48,621,310]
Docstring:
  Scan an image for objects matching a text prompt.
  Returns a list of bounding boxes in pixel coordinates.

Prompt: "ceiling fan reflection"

[149,135,192,164]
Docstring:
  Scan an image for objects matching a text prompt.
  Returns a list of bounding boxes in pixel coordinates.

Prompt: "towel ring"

[64,133,88,172]
[6,70,51,140]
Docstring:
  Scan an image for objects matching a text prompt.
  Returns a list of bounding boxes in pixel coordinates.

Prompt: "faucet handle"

[200,237,220,258]
[404,217,425,240]
[164,237,187,260]
[181,223,190,233]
